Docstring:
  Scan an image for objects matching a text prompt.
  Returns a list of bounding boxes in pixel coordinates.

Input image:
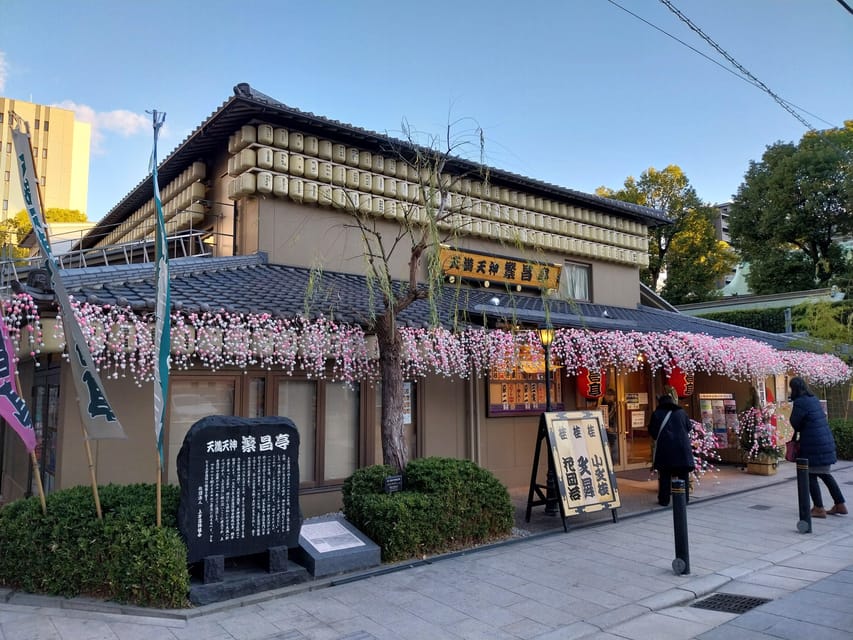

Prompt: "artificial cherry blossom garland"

[1,293,850,387]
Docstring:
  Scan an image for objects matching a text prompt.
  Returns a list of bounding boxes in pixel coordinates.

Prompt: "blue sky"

[2,0,851,221]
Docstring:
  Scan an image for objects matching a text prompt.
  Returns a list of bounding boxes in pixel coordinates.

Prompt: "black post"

[796,457,812,534]
[671,479,690,575]
[543,341,559,516]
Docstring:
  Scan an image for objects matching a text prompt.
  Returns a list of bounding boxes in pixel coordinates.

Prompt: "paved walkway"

[1,462,851,639]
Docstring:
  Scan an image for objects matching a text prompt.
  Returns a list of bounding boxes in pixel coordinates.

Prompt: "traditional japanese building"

[1,84,847,514]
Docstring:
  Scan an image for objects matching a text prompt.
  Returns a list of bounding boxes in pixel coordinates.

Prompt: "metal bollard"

[671,479,690,575]
[796,457,811,534]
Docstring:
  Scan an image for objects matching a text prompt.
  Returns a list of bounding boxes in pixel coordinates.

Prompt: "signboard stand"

[525,418,569,532]
[526,411,621,530]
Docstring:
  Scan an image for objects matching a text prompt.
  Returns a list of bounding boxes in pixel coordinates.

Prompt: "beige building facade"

[1,84,832,518]
[0,97,91,218]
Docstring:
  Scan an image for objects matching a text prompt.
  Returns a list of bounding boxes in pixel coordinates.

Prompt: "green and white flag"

[11,124,125,440]
[150,110,170,467]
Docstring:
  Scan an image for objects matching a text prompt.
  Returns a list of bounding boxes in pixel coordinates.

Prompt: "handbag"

[785,438,800,463]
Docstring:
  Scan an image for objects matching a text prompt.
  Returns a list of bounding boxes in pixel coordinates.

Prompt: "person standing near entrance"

[649,393,694,507]
[602,388,619,463]
[789,376,847,517]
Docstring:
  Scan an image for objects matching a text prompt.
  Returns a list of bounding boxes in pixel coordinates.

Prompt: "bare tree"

[334,119,487,472]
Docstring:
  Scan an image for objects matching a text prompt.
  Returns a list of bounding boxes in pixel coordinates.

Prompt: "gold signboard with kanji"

[439,245,561,291]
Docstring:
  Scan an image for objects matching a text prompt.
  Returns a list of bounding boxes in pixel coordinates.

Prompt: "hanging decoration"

[1,293,850,388]
[577,367,606,399]
[667,365,695,397]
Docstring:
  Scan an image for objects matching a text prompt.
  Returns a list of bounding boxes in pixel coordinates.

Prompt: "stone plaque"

[292,515,380,577]
[177,415,301,564]
[300,520,365,553]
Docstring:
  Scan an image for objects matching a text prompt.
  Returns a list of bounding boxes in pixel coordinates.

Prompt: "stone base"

[188,553,309,606]
[291,515,380,578]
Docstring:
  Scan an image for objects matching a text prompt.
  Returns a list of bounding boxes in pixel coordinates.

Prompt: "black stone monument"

[177,415,307,604]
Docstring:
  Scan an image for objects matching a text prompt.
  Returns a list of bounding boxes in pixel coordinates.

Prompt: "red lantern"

[667,366,694,397]
[578,367,606,399]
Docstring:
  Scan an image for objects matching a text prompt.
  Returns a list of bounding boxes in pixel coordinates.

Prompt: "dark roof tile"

[53,253,795,350]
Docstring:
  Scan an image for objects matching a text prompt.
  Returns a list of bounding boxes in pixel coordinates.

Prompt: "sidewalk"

[0,462,851,640]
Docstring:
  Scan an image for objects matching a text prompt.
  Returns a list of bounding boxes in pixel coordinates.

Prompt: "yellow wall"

[0,97,90,218]
[57,373,156,490]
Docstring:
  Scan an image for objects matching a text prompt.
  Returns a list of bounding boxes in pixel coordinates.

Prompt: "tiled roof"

[55,253,796,350]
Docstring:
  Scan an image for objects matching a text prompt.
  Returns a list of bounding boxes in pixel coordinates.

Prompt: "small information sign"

[300,520,366,553]
[383,474,403,494]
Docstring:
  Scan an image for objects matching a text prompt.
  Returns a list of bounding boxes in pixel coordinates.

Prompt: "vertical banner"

[0,315,36,451]
[11,125,125,440]
[151,111,170,467]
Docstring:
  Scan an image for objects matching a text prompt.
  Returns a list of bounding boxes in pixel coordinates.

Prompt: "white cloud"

[52,100,151,153]
[0,51,7,92]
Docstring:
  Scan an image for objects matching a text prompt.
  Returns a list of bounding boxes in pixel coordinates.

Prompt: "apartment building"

[0,97,91,218]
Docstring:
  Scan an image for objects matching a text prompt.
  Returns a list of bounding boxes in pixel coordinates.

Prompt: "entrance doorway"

[607,368,653,470]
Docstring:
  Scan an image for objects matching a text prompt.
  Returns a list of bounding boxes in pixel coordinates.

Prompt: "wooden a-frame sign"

[526,409,621,530]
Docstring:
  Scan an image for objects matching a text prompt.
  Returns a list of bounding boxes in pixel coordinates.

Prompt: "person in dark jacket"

[649,393,695,506]
[789,377,847,517]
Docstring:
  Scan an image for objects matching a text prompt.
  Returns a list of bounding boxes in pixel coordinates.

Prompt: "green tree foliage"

[662,208,738,304]
[1,208,88,260]
[728,122,853,295]
[12,207,88,234]
[697,308,790,333]
[597,165,734,302]
[791,301,853,360]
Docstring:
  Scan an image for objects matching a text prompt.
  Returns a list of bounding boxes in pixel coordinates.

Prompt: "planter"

[746,454,779,476]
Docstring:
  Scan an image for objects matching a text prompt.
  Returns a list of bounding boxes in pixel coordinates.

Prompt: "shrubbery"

[0,483,188,608]
[342,457,513,562]
[830,419,853,460]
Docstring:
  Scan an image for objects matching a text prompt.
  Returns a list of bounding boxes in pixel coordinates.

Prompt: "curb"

[3,462,850,621]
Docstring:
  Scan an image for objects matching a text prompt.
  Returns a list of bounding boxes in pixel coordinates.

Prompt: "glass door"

[616,369,654,469]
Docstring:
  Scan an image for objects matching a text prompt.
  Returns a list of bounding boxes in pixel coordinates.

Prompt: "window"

[275,377,360,486]
[323,383,359,480]
[43,120,49,132]
[41,176,46,186]
[5,142,10,153]
[276,379,317,481]
[168,373,362,489]
[3,171,9,182]
[35,119,40,129]
[33,148,38,158]
[2,200,7,211]
[560,261,591,302]
[42,148,47,159]
[167,377,236,483]
[0,113,4,124]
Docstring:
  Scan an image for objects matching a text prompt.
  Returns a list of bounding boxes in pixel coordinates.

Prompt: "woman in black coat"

[649,393,695,506]
[789,377,847,517]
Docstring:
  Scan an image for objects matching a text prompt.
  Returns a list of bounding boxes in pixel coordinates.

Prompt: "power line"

[605,0,834,128]
[658,0,815,130]
[835,0,853,17]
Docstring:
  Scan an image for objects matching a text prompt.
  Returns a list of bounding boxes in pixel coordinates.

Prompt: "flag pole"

[10,114,111,519]
[30,451,47,514]
[156,460,162,528]
[34,166,104,520]
[150,110,170,529]
[83,428,103,519]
